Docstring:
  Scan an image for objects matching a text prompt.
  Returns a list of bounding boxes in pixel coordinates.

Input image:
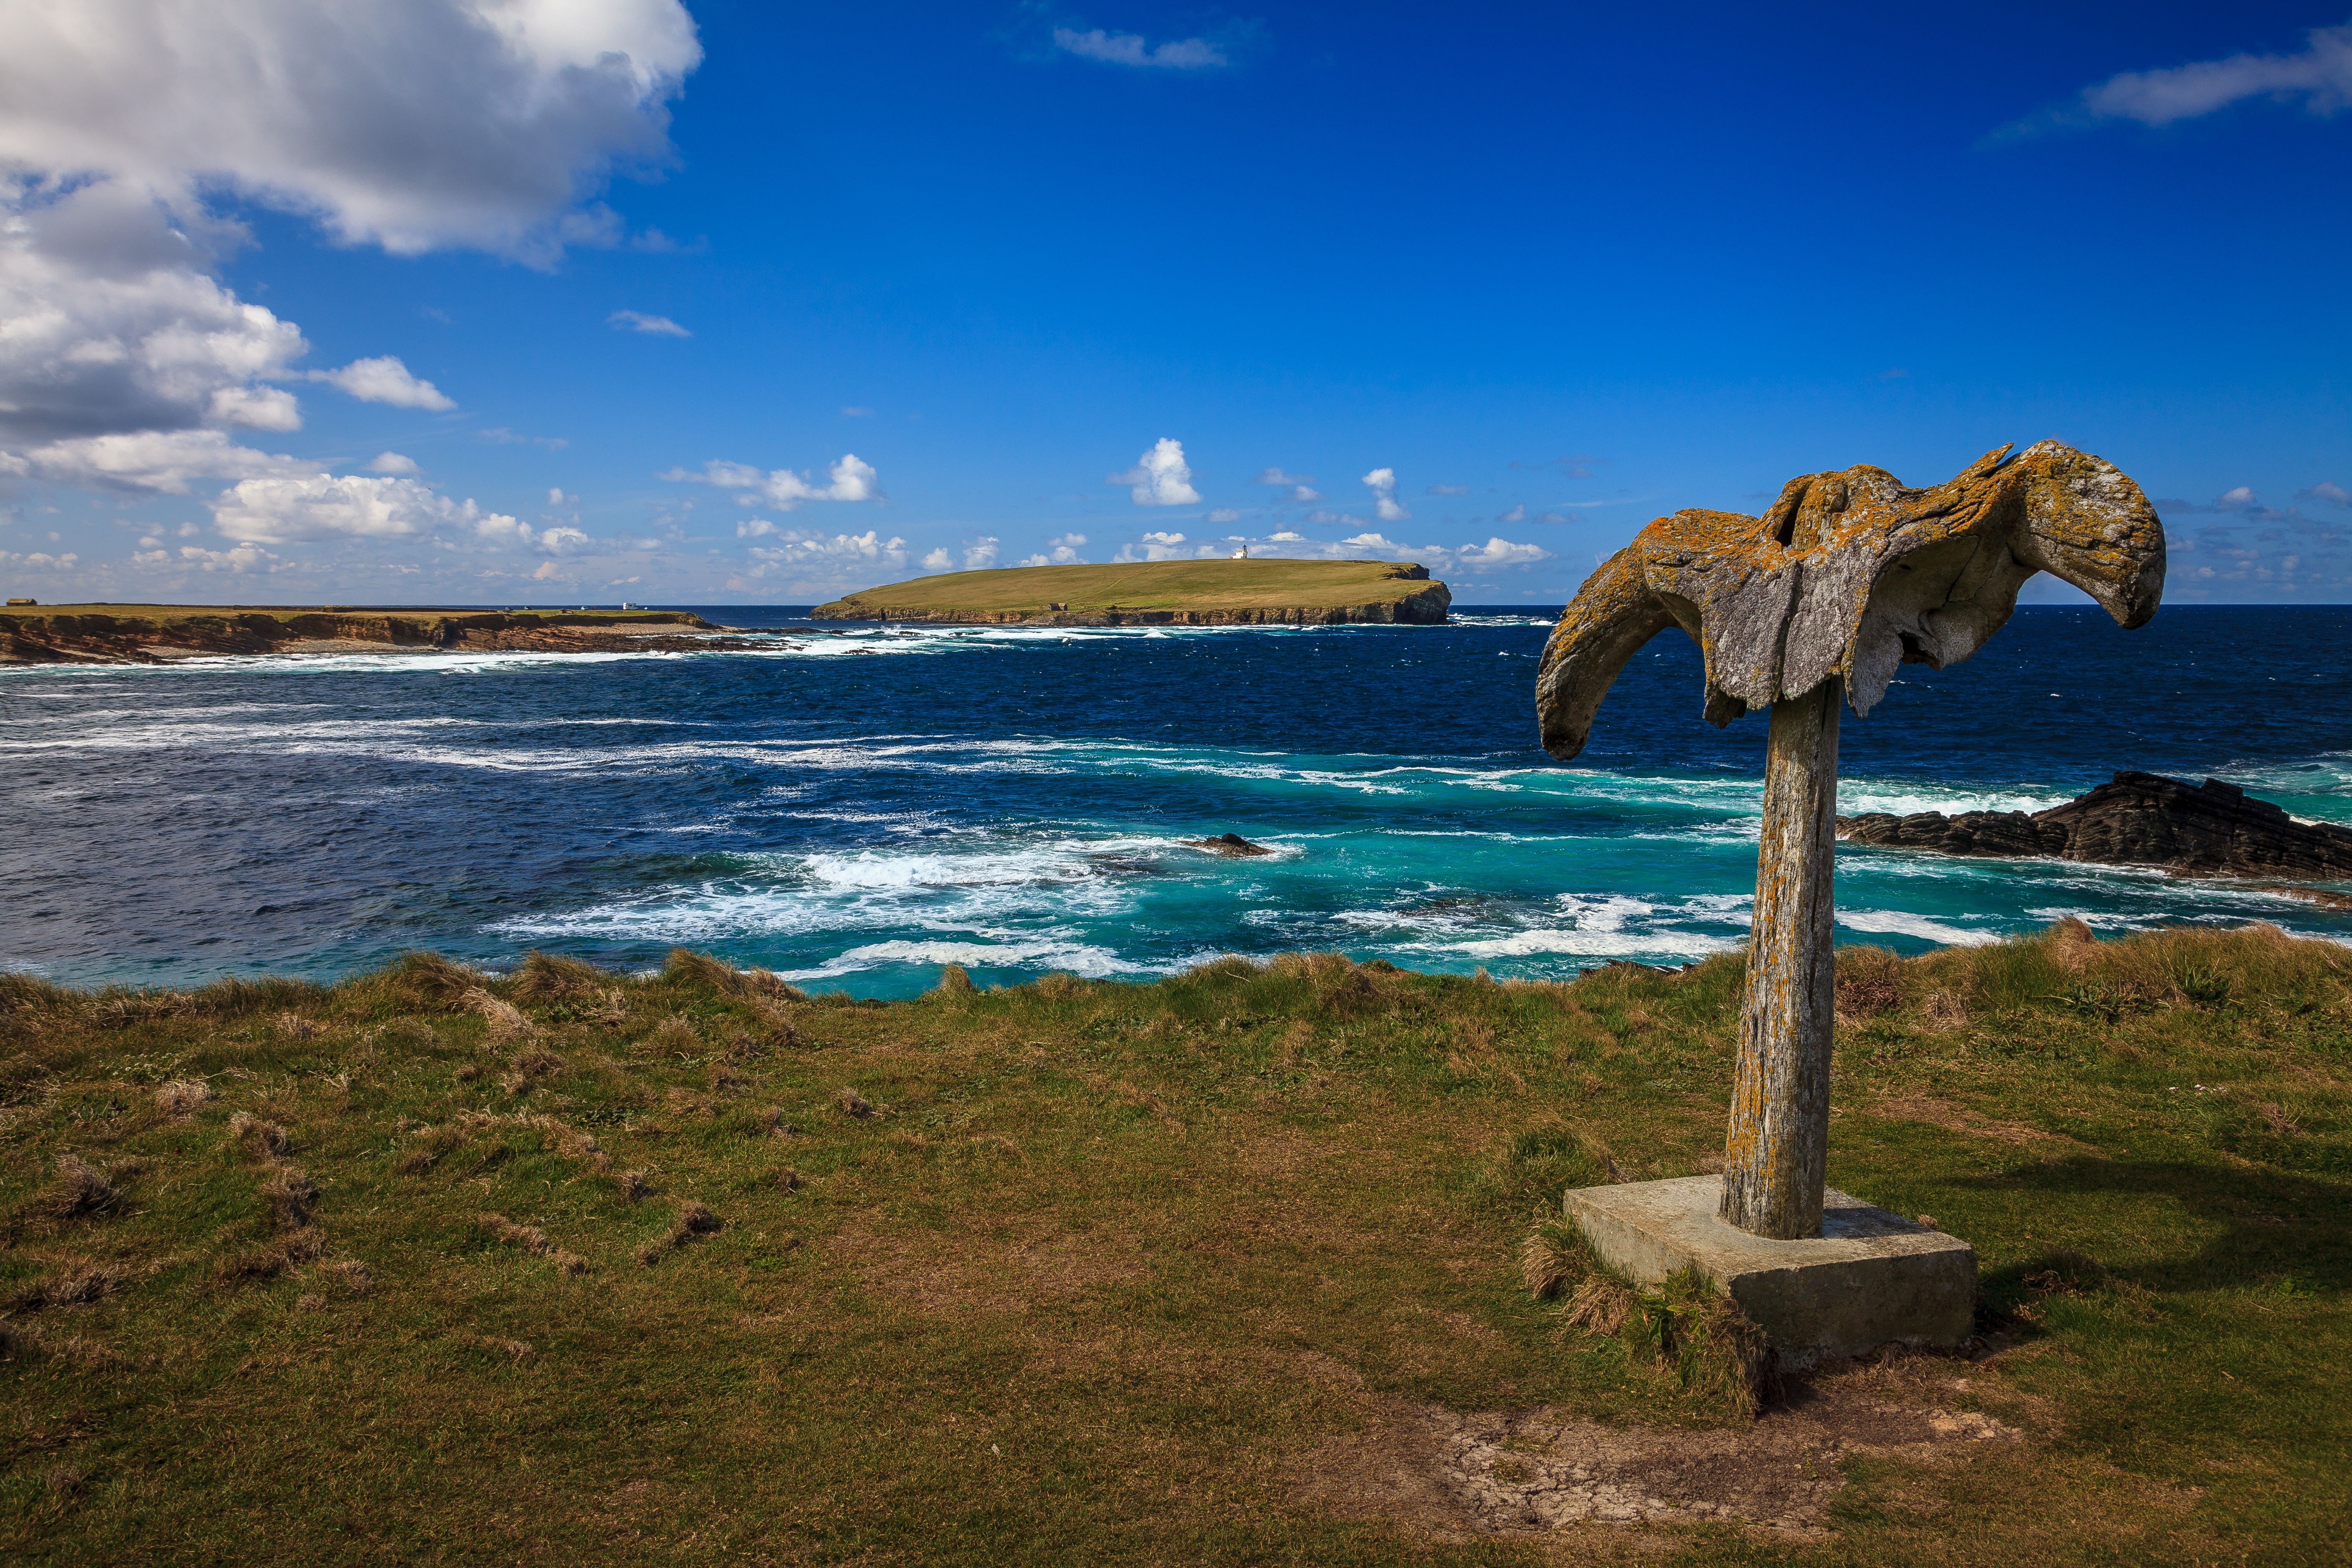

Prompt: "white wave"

[1835,909,2001,947]
[1837,780,2073,816]
[779,936,1149,982]
[1433,928,1742,960]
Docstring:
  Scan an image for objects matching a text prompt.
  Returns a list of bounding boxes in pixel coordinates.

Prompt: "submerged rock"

[1186,833,1274,857]
[1838,771,2352,881]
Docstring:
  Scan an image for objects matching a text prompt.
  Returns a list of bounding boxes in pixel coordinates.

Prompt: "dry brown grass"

[499,1047,567,1096]
[634,1199,722,1266]
[930,963,977,998]
[510,950,608,1000]
[833,1086,879,1119]
[479,1211,589,1276]
[28,1156,117,1224]
[458,986,533,1045]
[643,1014,702,1057]
[227,1111,291,1159]
[7,1264,117,1313]
[152,1078,213,1119]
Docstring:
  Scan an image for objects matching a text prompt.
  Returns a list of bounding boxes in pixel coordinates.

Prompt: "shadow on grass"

[1953,1153,2352,1310]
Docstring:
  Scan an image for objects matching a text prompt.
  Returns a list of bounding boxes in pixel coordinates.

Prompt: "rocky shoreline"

[810,584,1452,627]
[0,608,732,665]
[1838,771,2352,887]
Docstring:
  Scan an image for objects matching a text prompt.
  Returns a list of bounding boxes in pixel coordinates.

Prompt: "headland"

[0,604,724,665]
[811,558,1451,625]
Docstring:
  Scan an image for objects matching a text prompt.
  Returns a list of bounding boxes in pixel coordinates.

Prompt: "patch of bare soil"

[1300,1368,2016,1536]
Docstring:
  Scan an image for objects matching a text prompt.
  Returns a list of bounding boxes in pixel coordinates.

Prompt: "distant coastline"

[0,605,727,665]
[812,558,1452,627]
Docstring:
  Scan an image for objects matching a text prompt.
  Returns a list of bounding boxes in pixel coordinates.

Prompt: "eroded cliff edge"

[0,608,722,665]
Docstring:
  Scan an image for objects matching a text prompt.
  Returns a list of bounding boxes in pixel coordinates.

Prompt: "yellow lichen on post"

[1719,679,1841,1238]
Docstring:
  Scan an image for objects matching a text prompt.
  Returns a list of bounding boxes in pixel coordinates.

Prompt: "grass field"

[812,558,1443,620]
[2,923,2346,1563]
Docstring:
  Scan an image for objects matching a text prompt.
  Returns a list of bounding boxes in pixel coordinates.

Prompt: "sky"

[2,2,2349,606]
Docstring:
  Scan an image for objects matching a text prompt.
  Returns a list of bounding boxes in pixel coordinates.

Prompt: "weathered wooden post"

[1532,442,2164,1355]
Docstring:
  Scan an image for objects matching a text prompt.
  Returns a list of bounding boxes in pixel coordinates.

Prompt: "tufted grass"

[0,923,2347,1564]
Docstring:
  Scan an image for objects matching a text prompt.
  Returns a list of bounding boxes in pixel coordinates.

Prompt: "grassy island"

[0,604,716,665]
[812,558,1452,625]
[2,923,2347,1562]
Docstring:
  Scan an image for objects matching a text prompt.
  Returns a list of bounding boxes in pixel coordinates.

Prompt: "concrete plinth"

[1566,1176,1975,1370]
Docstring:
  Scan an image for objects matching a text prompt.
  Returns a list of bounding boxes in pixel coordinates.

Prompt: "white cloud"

[1140,531,1186,545]
[1112,437,1201,505]
[921,547,953,570]
[1496,503,1526,524]
[2075,21,2352,126]
[1256,467,1313,486]
[2300,481,2351,507]
[0,178,307,449]
[1426,482,1470,496]
[963,537,1000,570]
[608,309,689,337]
[536,525,591,555]
[0,0,703,259]
[305,355,455,410]
[8,428,309,494]
[0,4,701,513]
[1362,467,1410,523]
[1052,28,1228,70]
[1206,507,1240,524]
[176,541,275,573]
[1268,530,1305,542]
[480,426,568,450]
[1053,532,1088,547]
[209,472,518,544]
[665,453,881,510]
[1291,485,1320,501]
[1453,536,1553,569]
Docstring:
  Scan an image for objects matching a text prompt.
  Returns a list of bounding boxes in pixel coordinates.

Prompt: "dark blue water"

[3,606,2347,993]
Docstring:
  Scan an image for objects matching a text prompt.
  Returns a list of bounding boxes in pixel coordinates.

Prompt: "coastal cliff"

[0,606,720,665]
[1839,770,2352,882]
[812,558,1451,626]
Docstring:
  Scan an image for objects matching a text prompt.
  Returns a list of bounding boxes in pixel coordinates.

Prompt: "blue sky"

[3,3,2349,603]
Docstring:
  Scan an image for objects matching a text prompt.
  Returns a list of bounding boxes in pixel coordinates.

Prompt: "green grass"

[812,558,1440,619]
[1,926,2347,1563]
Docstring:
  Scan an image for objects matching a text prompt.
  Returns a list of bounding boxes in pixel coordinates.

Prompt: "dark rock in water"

[1838,771,2352,881]
[1187,832,1273,857]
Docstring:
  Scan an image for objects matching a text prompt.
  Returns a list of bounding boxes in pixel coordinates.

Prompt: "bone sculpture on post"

[1534,441,2165,1239]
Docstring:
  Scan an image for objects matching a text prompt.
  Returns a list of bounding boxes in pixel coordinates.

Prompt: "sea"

[3,605,2347,995]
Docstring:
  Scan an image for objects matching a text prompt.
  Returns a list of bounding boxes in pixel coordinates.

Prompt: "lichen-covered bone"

[1535,441,2164,758]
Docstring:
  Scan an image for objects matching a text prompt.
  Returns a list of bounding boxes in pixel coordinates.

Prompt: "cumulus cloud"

[963,537,1000,570]
[609,309,690,336]
[209,472,526,546]
[921,547,953,570]
[1052,28,1227,70]
[1362,467,1409,523]
[1496,503,1527,524]
[2069,21,2352,127]
[305,355,455,410]
[6,428,309,494]
[1453,536,1553,569]
[1112,438,1201,505]
[0,179,307,451]
[1140,531,1186,545]
[0,0,702,259]
[665,454,881,510]
[365,451,419,475]
[1255,467,1313,486]
[0,2,700,510]
[2299,481,2351,507]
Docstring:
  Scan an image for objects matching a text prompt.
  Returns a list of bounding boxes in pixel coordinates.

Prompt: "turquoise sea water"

[2,605,2347,993]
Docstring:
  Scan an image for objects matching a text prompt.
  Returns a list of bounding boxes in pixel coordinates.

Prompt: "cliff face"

[1839,771,2352,882]
[0,610,717,665]
[812,575,1452,627]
